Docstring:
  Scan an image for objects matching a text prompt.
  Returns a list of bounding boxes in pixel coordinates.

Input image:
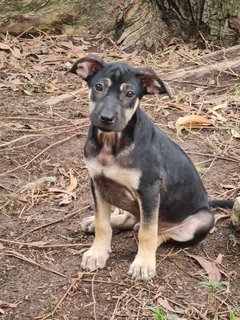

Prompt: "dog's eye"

[126,91,135,98]
[95,83,103,91]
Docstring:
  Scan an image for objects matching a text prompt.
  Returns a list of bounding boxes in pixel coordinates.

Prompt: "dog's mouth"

[95,125,113,132]
[90,116,126,132]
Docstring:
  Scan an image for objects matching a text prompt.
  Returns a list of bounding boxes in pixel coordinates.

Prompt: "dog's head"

[67,55,172,132]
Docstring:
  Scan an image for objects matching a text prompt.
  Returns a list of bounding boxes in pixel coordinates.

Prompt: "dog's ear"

[67,55,106,81]
[135,68,173,98]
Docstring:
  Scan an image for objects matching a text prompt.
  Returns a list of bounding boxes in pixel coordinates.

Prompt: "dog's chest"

[85,145,141,191]
[84,132,141,210]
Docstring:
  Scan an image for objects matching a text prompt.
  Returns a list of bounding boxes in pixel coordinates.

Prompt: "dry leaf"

[214,213,230,224]
[188,254,221,281]
[11,47,22,59]
[212,101,228,110]
[209,109,227,122]
[158,297,184,314]
[214,254,224,265]
[220,184,236,189]
[0,42,11,51]
[65,169,78,193]
[58,169,78,205]
[175,115,214,134]
[20,176,56,193]
[231,128,240,139]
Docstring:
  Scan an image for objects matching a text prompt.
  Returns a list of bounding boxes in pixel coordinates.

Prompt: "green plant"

[148,306,178,319]
[232,84,240,94]
[229,306,239,320]
[228,234,238,246]
[199,275,229,291]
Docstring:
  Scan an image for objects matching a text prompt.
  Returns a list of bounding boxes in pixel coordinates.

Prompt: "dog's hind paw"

[81,246,111,271]
[80,216,95,233]
[128,257,156,280]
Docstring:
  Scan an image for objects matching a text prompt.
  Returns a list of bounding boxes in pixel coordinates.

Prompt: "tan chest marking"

[85,132,141,191]
[85,158,141,191]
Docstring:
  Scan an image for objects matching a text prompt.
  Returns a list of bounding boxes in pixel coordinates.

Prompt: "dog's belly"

[94,176,140,218]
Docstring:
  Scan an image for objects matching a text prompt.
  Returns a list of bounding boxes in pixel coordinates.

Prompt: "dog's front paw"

[81,246,111,271]
[128,257,156,280]
[80,216,95,233]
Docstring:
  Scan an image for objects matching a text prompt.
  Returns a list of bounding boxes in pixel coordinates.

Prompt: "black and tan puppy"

[67,55,232,280]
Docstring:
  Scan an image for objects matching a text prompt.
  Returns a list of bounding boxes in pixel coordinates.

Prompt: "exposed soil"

[0,34,240,320]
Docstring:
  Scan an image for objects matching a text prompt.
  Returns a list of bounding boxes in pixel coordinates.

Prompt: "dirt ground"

[0,33,240,320]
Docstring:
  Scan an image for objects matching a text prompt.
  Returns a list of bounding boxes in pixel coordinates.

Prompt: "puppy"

[67,55,230,280]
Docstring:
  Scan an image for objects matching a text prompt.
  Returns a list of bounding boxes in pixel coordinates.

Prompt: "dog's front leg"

[81,183,112,271]
[128,193,159,280]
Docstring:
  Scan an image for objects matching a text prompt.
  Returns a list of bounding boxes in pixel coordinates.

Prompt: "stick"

[35,278,79,320]
[17,205,90,239]
[0,238,90,248]
[0,133,78,177]
[4,249,67,278]
[164,57,240,81]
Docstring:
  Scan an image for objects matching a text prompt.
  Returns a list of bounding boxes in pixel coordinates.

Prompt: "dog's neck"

[84,111,138,160]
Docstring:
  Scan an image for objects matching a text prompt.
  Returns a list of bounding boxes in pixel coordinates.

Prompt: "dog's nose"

[99,115,115,124]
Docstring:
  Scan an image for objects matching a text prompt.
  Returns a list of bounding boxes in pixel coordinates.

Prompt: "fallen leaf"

[65,169,78,193]
[158,297,184,314]
[20,176,56,193]
[188,254,221,281]
[212,101,228,110]
[11,47,22,59]
[0,42,11,51]
[231,128,240,139]
[44,90,81,106]
[209,109,227,122]
[45,169,78,205]
[214,254,224,265]
[220,184,236,189]
[175,115,214,134]
[214,213,231,224]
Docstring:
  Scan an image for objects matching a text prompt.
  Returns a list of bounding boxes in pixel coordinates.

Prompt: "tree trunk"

[0,0,239,50]
[0,0,124,35]
[115,0,169,51]
[116,0,240,50]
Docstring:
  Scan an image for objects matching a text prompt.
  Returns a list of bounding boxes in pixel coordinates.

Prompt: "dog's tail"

[209,199,234,209]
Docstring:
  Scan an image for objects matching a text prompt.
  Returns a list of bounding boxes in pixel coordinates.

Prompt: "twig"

[0,134,44,147]
[0,238,90,248]
[92,271,98,320]
[4,249,67,278]
[187,151,239,163]
[82,279,128,286]
[17,205,90,239]
[35,278,79,320]
[0,133,78,177]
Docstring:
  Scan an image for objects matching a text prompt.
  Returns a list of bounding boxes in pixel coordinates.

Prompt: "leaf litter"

[0,31,240,320]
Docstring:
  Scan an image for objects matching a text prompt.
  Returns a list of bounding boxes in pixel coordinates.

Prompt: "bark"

[0,0,124,35]
[115,0,169,51]
[116,0,240,50]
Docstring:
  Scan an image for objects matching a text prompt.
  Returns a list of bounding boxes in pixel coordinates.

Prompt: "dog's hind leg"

[158,209,214,246]
[81,208,137,233]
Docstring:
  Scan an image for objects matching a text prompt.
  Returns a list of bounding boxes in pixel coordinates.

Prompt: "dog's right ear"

[66,55,106,81]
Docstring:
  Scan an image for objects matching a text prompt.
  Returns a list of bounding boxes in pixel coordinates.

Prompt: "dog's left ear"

[135,68,173,98]
[67,55,106,81]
